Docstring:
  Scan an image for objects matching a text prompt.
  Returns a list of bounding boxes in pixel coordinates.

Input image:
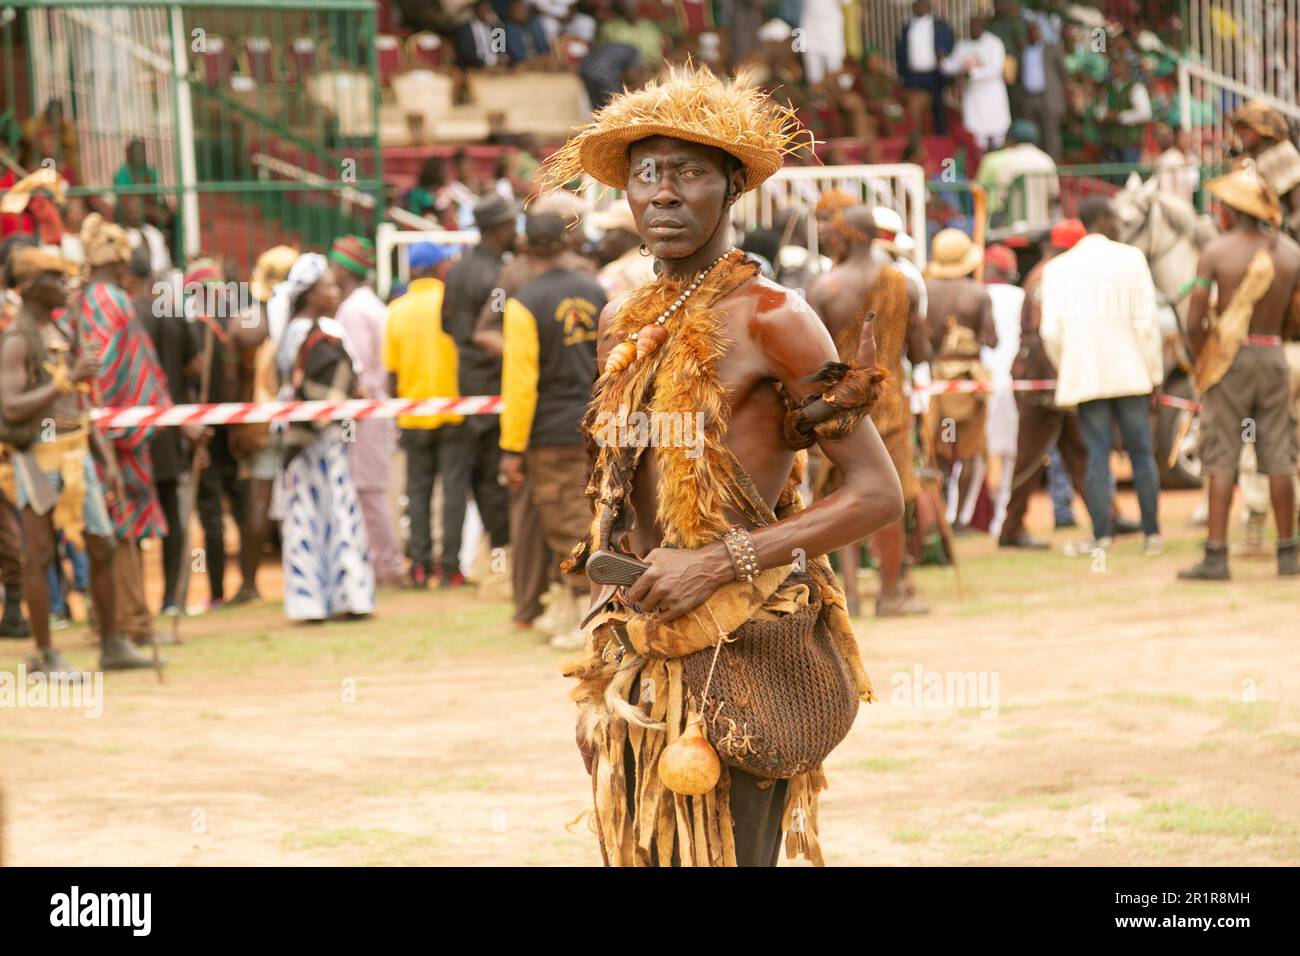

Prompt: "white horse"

[1110,171,1219,330]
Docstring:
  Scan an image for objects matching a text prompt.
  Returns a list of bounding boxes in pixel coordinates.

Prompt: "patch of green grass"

[281,827,438,865]
[162,595,545,675]
[979,792,1079,816]
[1266,732,1300,752]
[891,828,930,844]
[938,828,1076,862]
[1124,774,1176,789]
[1126,801,1290,839]
[996,724,1058,741]
[1107,690,1204,712]
[1220,701,1279,732]
[836,756,920,773]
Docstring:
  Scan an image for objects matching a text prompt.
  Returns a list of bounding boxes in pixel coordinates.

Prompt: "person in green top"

[597,0,663,67]
[111,139,171,230]
[1103,55,1150,164]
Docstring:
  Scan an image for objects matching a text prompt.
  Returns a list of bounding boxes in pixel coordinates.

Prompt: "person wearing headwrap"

[70,212,174,649]
[1,246,154,673]
[328,235,404,587]
[1229,99,1300,237]
[273,252,376,622]
[538,64,898,867]
[226,244,298,605]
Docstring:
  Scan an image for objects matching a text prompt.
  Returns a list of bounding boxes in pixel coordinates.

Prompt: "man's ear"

[727,169,746,206]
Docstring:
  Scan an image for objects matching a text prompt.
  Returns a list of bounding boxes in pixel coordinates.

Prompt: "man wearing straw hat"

[1229,100,1300,239]
[0,247,153,673]
[540,64,901,866]
[1178,166,1300,581]
[924,227,997,530]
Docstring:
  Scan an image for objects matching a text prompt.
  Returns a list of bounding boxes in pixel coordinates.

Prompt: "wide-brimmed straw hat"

[927,228,983,279]
[539,63,813,194]
[250,245,299,303]
[1207,164,1283,226]
[1229,100,1290,143]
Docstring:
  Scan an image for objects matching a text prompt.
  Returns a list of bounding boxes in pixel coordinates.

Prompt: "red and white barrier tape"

[91,395,503,429]
[88,383,1202,429]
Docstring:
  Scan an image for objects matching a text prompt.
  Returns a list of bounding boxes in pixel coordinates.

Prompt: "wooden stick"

[170,320,215,645]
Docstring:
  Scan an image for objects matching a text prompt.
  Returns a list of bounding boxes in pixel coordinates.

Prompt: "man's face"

[28,270,69,310]
[970,17,986,38]
[118,197,144,228]
[1028,22,1041,44]
[913,0,930,17]
[127,142,146,167]
[1236,125,1262,152]
[625,136,739,260]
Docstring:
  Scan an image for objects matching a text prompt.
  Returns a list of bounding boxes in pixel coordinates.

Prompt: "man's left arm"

[629,297,903,620]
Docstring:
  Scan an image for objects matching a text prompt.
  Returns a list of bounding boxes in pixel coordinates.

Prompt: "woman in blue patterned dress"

[269,254,375,621]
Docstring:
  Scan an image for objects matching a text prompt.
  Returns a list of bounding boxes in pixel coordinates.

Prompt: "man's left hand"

[625,544,733,622]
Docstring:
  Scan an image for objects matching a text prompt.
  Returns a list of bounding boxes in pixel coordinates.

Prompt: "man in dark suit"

[1017,19,1069,160]
[896,0,955,135]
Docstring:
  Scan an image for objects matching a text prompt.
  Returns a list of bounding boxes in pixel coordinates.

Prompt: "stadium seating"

[406,32,446,71]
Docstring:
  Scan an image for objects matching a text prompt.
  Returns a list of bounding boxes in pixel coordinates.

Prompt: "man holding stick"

[0,247,151,673]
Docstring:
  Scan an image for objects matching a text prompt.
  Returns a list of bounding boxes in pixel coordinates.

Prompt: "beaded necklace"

[601,248,738,376]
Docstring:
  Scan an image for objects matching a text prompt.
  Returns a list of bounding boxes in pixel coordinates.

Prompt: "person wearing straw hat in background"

[1178,166,1300,581]
[1229,100,1300,239]
[0,247,153,674]
[924,227,997,532]
[72,213,174,652]
[329,235,405,589]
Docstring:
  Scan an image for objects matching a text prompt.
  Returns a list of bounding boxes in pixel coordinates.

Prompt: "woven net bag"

[681,583,859,779]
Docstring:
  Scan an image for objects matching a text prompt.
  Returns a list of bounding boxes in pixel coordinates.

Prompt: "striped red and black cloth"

[69,281,173,539]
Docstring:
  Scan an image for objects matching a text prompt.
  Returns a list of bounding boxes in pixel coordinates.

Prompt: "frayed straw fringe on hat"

[1208,164,1284,227]
[539,62,815,194]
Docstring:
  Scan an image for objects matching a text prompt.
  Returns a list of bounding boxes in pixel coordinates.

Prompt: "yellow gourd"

[658,715,720,795]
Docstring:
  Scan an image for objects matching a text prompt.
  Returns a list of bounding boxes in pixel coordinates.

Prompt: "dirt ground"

[2,488,1298,867]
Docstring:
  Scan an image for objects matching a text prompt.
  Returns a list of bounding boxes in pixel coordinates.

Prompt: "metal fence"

[1184,0,1300,107]
[1177,59,1300,168]
[1,0,383,276]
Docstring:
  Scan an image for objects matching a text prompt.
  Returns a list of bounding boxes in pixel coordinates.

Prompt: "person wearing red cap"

[998,219,1090,548]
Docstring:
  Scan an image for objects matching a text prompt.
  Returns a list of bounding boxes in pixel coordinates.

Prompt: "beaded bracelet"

[722,526,759,584]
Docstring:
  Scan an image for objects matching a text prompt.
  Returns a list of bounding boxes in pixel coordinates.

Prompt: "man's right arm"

[0,335,57,423]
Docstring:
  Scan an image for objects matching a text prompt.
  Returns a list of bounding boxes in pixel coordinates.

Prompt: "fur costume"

[560,251,879,867]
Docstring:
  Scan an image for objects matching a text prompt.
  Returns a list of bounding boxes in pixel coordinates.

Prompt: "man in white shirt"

[1041,196,1164,554]
[896,0,955,135]
[941,15,1012,150]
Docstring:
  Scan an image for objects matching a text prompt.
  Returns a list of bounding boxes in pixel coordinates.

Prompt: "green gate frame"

[1,0,385,269]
